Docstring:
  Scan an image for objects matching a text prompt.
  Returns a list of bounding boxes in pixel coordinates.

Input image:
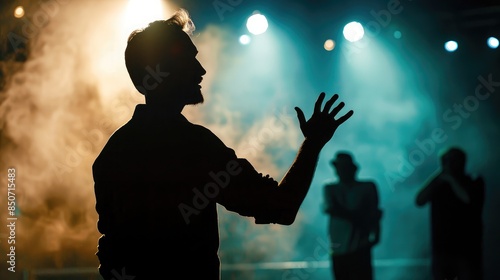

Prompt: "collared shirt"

[93,104,281,279]
[323,181,381,255]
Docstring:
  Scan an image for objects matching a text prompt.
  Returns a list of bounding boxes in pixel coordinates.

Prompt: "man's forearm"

[416,176,440,206]
[272,92,353,224]
[277,139,323,223]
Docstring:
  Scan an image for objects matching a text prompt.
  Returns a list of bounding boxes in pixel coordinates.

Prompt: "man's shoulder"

[189,123,234,151]
[356,180,378,193]
[190,123,218,137]
[99,121,139,150]
[358,180,377,187]
[92,119,144,166]
[323,182,343,194]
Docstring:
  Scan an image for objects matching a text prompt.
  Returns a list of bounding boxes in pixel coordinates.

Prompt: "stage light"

[123,0,164,34]
[239,34,251,45]
[246,12,268,35]
[14,6,24,18]
[444,40,458,52]
[324,39,335,51]
[343,21,364,42]
[487,37,499,49]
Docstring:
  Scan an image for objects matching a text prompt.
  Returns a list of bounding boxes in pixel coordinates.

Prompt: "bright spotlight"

[123,0,165,34]
[444,40,458,52]
[14,6,24,18]
[343,21,364,42]
[324,39,335,51]
[487,37,499,49]
[246,12,268,35]
[239,34,251,45]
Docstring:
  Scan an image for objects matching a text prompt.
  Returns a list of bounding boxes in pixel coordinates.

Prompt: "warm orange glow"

[324,39,335,51]
[14,6,25,18]
[122,0,165,36]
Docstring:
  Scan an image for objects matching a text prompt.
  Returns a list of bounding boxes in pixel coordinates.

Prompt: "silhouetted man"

[416,147,484,280]
[92,9,353,280]
[323,152,382,280]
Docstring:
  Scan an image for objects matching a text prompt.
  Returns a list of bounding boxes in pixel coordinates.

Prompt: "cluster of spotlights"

[323,21,500,53]
[239,11,269,45]
[11,4,499,53]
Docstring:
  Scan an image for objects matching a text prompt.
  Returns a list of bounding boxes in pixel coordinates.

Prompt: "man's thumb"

[295,107,306,126]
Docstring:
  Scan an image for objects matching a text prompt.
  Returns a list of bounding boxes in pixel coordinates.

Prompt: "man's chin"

[185,91,204,105]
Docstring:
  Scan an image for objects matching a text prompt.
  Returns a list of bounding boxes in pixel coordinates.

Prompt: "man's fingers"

[329,101,345,117]
[336,110,354,125]
[323,94,339,113]
[314,92,326,114]
[294,107,306,127]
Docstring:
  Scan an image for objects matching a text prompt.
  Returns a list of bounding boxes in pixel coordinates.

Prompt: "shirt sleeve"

[215,157,286,224]
[364,182,382,229]
[194,125,286,224]
[323,184,334,214]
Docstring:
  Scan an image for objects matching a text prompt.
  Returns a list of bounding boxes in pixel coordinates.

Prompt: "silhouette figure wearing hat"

[416,147,484,280]
[323,151,382,280]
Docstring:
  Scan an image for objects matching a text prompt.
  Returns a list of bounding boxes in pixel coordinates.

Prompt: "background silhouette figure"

[323,151,382,280]
[92,9,353,280]
[416,147,485,280]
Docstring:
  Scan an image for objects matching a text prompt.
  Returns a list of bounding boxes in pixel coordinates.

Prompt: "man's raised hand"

[294,92,353,147]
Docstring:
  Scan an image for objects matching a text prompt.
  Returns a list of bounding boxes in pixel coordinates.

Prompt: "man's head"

[440,147,467,175]
[331,151,358,182]
[125,9,206,108]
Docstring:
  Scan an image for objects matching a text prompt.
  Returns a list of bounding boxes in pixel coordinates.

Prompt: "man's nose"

[196,59,206,76]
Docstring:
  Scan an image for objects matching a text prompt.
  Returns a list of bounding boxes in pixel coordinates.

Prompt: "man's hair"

[125,9,195,94]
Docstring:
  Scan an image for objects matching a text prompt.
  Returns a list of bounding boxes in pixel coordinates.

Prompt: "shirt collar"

[132,104,189,123]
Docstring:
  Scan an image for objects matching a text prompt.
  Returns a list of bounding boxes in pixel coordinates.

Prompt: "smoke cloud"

[0,0,306,277]
[1,1,499,280]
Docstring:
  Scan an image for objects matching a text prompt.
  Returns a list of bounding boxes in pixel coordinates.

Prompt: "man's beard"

[184,88,204,105]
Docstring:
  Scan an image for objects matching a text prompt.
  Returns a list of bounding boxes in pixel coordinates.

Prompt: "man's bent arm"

[271,93,353,225]
[416,172,441,206]
[275,139,323,224]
